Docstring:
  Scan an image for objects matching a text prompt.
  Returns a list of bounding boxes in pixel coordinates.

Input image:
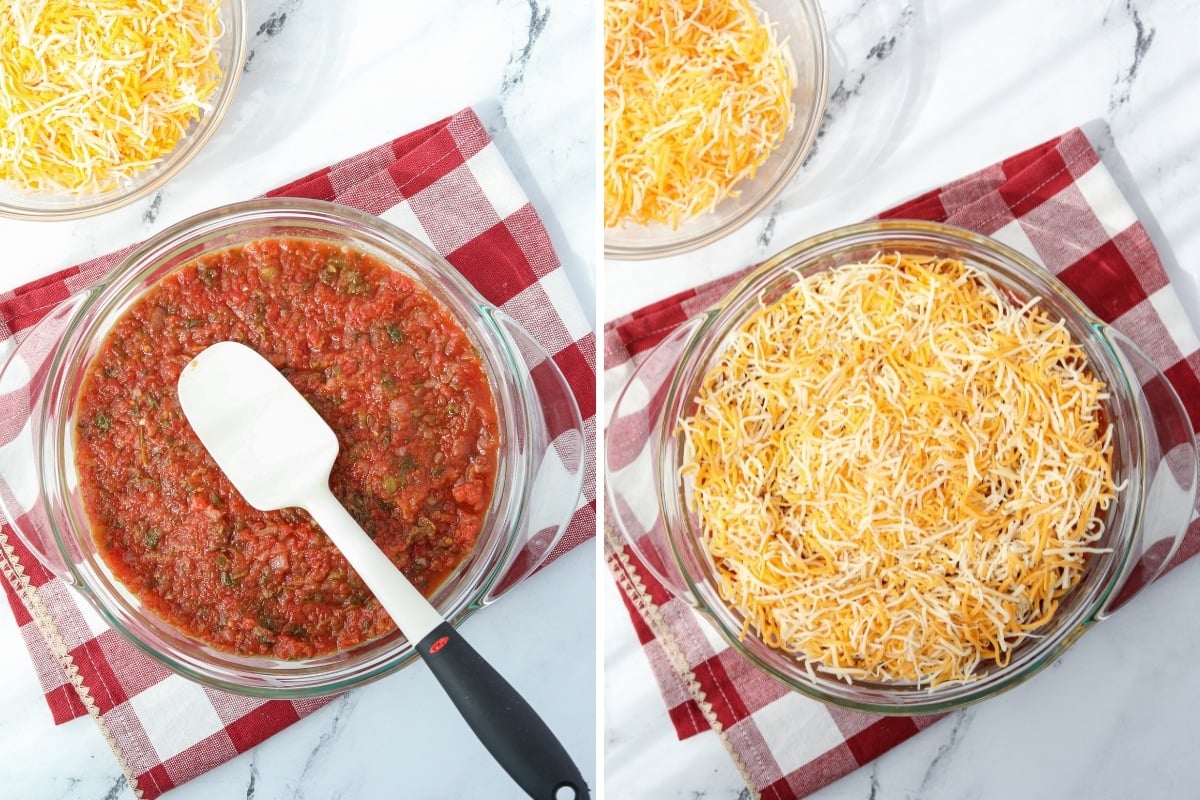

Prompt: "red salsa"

[75,238,499,659]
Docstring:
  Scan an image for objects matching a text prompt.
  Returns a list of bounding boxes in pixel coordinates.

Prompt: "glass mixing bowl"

[0,0,247,221]
[0,199,585,696]
[603,0,829,260]
[607,219,1199,714]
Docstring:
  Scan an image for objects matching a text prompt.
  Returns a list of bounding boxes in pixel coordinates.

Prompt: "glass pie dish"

[606,219,1199,714]
[0,198,585,697]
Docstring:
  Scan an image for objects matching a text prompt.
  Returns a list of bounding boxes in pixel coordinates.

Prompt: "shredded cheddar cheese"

[0,0,223,194]
[604,0,796,229]
[681,255,1118,687]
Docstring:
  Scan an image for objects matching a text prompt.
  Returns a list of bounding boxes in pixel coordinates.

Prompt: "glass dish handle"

[480,309,585,604]
[1098,326,1200,617]
[0,291,94,584]
[604,316,708,604]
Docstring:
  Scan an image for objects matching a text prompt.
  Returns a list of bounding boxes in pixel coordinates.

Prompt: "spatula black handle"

[416,622,589,800]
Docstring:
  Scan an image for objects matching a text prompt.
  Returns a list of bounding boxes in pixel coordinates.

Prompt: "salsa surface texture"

[75,237,499,659]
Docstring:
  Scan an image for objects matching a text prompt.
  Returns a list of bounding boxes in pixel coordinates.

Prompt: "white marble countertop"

[605,0,1200,798]
[0,2,596,799]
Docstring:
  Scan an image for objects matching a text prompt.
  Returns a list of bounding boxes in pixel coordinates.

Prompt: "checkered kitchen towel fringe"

[604,128,1200,800]
[0,107,596,799]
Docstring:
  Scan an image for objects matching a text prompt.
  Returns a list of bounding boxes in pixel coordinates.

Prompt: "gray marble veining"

[1105,0,1156,113]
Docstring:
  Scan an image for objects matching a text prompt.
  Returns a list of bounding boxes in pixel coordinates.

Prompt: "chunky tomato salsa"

[75,238,499,659]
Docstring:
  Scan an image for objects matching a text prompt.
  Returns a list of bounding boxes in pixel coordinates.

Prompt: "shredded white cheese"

[0,0,224,194]
[681,254,1117,687]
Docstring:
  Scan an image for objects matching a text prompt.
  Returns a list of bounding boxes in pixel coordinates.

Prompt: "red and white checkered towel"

[604,128,1200,800]
[0,107,596,800]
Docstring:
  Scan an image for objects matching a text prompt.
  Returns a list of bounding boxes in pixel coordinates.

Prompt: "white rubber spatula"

[177,341,588,800]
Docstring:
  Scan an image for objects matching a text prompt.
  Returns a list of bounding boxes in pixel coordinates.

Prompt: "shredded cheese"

[681,255,1118,687]
[0,0,223,194]
[604,0,796,229]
